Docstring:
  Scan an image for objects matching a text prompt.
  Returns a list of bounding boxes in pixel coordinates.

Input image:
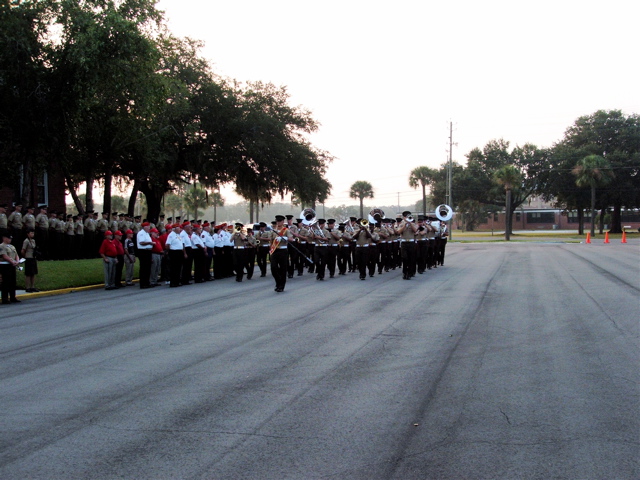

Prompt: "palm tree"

[409,166,437,215]
[572,155,614,236]
[493,165,522,241]
[349,180,374,219]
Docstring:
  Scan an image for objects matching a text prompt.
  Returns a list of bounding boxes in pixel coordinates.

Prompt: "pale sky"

[156,0,640,208]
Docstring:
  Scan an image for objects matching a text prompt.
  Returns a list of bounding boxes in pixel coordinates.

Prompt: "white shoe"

[165,281,170,285]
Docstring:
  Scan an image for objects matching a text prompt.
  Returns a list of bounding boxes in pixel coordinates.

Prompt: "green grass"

[17,258,140,291]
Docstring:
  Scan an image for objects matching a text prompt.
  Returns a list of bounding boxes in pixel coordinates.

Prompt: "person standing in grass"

[99,231,117,290]
[21,228,39,292]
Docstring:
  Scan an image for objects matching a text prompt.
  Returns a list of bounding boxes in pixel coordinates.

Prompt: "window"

[37,172,48,206]
[527,212,555,223]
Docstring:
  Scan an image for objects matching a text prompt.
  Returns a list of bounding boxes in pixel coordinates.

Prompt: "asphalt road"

[1,242,638,479]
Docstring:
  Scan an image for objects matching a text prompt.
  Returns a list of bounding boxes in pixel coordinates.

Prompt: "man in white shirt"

[136,222,154,289]
[191,224,206,283]
[165,224,185,287]
[202,222,216,281]
[179,223,193,285]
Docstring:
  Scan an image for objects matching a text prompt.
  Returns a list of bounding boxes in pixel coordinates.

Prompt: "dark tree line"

[418,110,639,234]
[1,0,332,222]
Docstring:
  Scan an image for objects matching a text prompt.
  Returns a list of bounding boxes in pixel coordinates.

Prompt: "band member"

[366,223,381,277]
[398,211,418,280]
[431,218,441,269]
[1,232,21,303]
[245,227,257,280]
[352,219,373,280]
[326,219,340,278]
[231,223,248,282]
[269,215,293,292]
[256,222,271,277]
[337,223,351,275]
[345,216,357,272]
[309,219,329,280]
[285,215,299,279]
[438,220,448,266]
[296,219,311,275]
[415,215,428,274]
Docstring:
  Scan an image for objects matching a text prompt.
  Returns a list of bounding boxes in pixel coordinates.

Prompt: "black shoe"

[11,298,21,303]
[288,274,293,278]
[1,301,9,305]
[297,272,303,276]
[360,277,366,280]
[260,273,266,277]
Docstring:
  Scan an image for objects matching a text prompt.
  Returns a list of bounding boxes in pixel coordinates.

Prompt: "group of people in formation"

[93,209,448,294]
[1,201,449,298]
[0,203,171,262]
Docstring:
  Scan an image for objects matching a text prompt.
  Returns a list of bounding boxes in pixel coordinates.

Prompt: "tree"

[572,155,614,236]
[408,166,437,215]
[0,0,53,202]
[493,165,522,240]
[349,181,374,219]
[183,185,210,221]
[560,110,640,233]
[164,193,183,221]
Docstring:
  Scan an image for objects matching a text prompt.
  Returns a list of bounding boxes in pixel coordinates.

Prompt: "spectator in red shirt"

[98,231,117,290]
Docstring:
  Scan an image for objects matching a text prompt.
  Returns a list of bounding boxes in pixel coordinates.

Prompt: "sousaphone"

[300,208,316,226]
[435,204,453,222]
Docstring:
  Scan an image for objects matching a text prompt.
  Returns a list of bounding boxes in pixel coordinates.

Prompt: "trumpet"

[359,218,369,228]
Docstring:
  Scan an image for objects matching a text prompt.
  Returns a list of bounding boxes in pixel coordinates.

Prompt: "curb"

[16,281,139,300]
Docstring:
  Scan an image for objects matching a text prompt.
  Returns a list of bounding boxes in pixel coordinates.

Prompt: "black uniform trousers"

[0,264,17,303]
[182,246,193,284]
[169,249,183,287]
[246,247,256,279]
[137,249,152,288]
[270,247,288,290]
[438,238,447,265]
[192,247,205,282]
[367,244,378,276]
[326,245,337,277]
[416,239,428,273]
[313,245,328,279]
[257,245,269,276]
[354,246,369,279]
[337,245,349,274]
[401,241,417,278]
[233,247,247,281]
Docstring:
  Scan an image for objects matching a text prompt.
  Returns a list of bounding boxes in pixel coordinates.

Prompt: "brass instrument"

[367,208,385,225]
[359,218,369,228]
[300,208,316,226]
[435,204,454,222]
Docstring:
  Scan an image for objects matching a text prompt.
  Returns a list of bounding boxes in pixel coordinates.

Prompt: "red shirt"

[99,239,118,257]
[115,239,125,255]
[151,237,163,253]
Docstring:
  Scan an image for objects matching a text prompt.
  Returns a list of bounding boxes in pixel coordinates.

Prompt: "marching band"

[1,204,452,298]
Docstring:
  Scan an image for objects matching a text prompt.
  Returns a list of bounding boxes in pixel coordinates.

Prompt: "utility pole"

[448,121,454,240]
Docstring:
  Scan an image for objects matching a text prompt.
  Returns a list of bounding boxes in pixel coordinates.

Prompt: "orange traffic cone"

[622,231,627,244]
[586,233,591,244]
[604,231,610,244]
